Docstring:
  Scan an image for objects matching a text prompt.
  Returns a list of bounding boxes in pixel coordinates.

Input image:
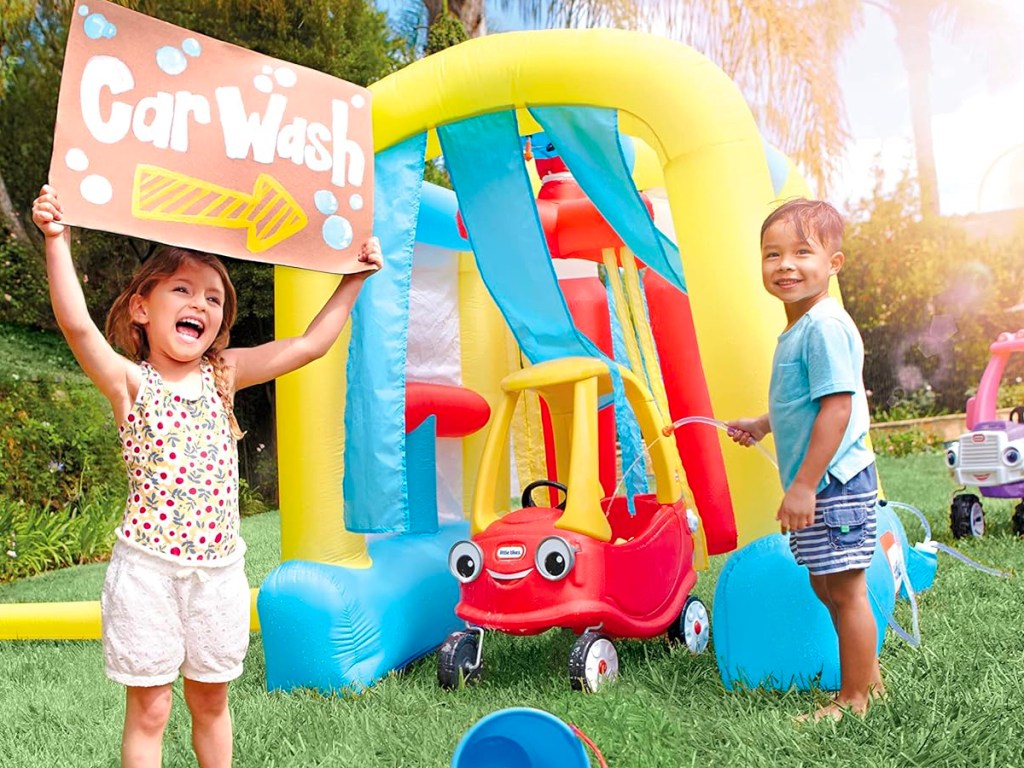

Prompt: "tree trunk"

[423,0,487,37]
[0,170,31,243]
[895,12,941,218]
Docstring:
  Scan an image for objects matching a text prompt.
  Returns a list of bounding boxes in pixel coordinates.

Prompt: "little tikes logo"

[495,544,525,560]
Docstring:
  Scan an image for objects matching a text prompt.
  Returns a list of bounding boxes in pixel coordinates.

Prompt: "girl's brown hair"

[105,246,244,439]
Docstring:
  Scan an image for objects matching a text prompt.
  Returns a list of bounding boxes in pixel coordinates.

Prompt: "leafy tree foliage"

[842,173,1024,418]
[0,0,398,501]
[479,0,862,193]
[871,0,1019,218]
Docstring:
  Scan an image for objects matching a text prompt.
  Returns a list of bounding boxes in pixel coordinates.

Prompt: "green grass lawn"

[2,453,1022,767]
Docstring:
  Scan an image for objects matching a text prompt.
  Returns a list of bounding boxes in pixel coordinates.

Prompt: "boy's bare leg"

[808,571,883,693]
[183,679,233,768]
[808,572,837,626]
[122,684,173,768]
[804,568,882,721]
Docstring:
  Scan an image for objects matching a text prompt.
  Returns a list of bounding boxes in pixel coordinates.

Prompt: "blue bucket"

[451,708,590,768]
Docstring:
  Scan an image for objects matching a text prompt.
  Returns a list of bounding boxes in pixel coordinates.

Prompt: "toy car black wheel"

[1012,503,1024,537]
[667,595,710,654]
[568,631,618,693]
[437,630,482,690]
[950,493,985,539]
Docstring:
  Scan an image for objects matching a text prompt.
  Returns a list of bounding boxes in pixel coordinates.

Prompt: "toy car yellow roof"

[473,356,687,542]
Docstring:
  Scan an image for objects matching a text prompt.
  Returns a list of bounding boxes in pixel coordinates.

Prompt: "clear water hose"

[621,416,1012,648]
[664,415,780,468]
[870,560,922,648]
[604,415,775,515]
[881,500,1011,579]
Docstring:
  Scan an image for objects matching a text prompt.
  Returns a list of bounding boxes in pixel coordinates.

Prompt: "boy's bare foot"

[794,698,868,724]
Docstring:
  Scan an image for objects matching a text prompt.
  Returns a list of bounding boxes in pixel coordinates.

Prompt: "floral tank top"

[116,359,241,563]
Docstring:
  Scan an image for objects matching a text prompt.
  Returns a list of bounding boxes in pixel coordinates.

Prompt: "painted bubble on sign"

[156,46,188,76]
[82,175,113,204]
[65,148,89,172]
[322,215,354,251]
[314,190,339,215]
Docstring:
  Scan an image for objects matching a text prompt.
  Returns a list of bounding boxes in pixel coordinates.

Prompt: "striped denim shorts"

[789,463,878,576]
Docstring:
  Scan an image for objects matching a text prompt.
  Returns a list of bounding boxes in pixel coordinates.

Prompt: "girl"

[31,184,382,767]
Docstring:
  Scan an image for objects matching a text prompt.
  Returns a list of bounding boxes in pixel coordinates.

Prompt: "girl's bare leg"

[184,678,232,768]
[122,684,173,768]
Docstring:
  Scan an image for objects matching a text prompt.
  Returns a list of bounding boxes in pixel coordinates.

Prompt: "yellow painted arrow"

[132,164,308,253]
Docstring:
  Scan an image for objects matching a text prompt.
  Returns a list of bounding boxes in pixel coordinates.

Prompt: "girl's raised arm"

[32,185,133,412]
[223,237,382,392]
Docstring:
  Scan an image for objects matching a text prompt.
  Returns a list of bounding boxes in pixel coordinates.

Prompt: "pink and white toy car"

[945,330,1024,538]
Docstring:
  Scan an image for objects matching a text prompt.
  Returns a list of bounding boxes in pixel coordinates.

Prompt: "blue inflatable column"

[258,523,468,693]
[406,416,440,535]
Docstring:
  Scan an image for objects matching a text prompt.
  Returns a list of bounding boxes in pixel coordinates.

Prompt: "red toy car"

[437,357,710,692]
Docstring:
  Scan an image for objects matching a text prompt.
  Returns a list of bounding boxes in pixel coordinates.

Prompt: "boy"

[727,198,882,722]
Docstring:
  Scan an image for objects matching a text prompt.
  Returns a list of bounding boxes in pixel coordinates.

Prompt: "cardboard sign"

[50,0,374,274]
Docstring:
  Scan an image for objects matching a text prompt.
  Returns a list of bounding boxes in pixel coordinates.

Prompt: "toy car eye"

[448,541,484,584]
[1003,447,1022,466]
[535,537,575,581]
[945,445,959,468]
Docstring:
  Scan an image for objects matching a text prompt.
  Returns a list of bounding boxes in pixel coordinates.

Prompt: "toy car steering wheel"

[521,480,568,511]
[1011,406,1024,424]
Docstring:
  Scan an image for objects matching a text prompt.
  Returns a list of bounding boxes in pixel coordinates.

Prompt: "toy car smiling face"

[449,508,578,588]
[447,505,601,634]
[947,423,1024,489]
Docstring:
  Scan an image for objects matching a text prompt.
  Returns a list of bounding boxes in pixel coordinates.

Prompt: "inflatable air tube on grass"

[0,590,261,641]
[714,504,932,691]
[258,522,468,693]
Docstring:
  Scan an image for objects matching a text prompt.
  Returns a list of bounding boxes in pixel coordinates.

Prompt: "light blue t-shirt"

[769,297,874,492]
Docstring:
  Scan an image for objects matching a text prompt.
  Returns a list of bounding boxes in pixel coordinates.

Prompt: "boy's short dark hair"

[761,198,844,253]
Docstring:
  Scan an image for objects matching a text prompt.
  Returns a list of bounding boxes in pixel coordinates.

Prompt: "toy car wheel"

[950,493,984,539]
[1012,503,1024,537]
[668,595,710,654]
[437,630,482,690]
[568,632,618,693]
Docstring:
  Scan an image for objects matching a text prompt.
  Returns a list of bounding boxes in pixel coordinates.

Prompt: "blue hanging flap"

[344,134,426,533]
[530,106,685,293]
[438,111,648,508]
[437,111,590,365]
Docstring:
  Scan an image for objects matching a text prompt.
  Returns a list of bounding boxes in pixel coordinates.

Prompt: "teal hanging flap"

[530,106,686,293]
[344,133,426,533]
[438,110,648,508]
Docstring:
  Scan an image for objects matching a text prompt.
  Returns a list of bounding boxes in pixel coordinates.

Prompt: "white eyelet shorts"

[100,539,251,687]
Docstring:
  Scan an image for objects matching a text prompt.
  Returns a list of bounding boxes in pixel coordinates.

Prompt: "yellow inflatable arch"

[1,28,815,640]
[276,27,801,569]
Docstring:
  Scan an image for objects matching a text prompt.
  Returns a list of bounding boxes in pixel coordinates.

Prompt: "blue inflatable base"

[257,522,467,694]
[714,503,935,692]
